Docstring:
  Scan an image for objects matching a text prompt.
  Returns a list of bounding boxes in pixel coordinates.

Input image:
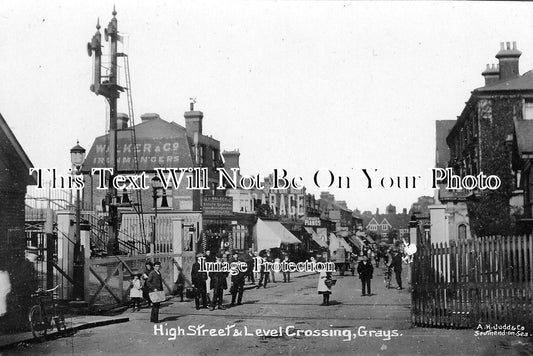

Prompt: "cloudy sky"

[2,1,533,212]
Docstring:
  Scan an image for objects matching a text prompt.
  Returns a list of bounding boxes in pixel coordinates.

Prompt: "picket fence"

[411,235,533,331]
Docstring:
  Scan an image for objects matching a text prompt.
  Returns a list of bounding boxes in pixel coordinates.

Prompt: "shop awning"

[363,235,376,244]
[348,236,364,249]
[255,219,301,252]
[305,227,328,248]
[329,233,352,254]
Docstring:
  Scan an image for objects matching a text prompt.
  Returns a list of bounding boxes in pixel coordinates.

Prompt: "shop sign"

[202,196,233,216]
[304,217,321,226]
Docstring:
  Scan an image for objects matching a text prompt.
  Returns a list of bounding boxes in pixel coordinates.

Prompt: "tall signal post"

[87,7,123,255]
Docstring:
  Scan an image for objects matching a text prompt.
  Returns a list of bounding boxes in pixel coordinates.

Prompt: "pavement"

[1,268,532,355]
[0,315,129,352]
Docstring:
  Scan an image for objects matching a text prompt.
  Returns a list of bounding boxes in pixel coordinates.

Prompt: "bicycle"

[28,285,67,339]
[384,266,393,289]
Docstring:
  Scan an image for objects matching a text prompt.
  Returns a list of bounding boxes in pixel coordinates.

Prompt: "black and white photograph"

[0,1,532,355]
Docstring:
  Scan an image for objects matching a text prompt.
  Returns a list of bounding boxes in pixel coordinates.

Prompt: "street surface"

[4,267,530,355]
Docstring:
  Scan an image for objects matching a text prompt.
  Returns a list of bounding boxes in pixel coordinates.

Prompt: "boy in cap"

[146,261,163,323]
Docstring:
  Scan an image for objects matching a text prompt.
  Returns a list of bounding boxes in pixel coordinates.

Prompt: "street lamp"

[70,140,86,300]
[151,175,163,254]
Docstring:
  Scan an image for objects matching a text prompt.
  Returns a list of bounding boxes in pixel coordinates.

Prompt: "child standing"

[130,273,143,311]
[175,270,185,302]
[317,269,333,306]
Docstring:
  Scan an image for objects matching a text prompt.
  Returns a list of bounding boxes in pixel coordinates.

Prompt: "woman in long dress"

[317,269,332,306]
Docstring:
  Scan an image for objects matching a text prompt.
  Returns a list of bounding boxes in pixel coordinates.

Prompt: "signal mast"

[87,7,124,255]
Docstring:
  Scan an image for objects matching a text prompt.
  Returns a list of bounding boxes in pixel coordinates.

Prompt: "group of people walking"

[191,251,247,311]
[130,246,406,321]
[317,247,405,305]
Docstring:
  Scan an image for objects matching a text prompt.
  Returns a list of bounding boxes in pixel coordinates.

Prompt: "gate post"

[80,222,91,302]
[172,219,183,282]
[44,209,55,290]
[57,211,75,299]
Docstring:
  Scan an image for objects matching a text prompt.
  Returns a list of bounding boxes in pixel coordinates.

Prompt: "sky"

[2,1,533,213]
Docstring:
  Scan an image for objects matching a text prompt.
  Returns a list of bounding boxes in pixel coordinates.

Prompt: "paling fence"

[86,253,179,308]
[411,235,533,331]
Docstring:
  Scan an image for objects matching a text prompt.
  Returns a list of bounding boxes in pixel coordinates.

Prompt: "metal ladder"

[117,52,148,247]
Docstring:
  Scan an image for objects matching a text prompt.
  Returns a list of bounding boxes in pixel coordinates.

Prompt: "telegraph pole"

[87,6,123,255]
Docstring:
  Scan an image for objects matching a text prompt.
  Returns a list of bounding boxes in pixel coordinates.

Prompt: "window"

[368,225,377,231]
[524,100,533,120]
[381,225,389,231]
[155,188,172,208]
[458,224,467,240]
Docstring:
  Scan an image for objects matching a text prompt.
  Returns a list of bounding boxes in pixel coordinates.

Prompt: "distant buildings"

[362,204,410,241]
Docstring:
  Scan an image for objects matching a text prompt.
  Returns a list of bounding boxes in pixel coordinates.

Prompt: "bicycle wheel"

[29,305,48,339]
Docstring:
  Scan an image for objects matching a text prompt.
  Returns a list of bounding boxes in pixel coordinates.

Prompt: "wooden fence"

[411,235,533,331]
[86,253,189,308]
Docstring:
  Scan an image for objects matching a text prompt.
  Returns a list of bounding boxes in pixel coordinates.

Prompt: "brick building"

[0,113,36,332]
[446,41,533,235]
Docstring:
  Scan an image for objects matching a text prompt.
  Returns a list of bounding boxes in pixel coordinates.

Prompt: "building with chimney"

[82,103,223,256]
[445,41,533,236]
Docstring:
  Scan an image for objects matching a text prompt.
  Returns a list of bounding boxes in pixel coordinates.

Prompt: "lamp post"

[151,176,163,254]
[70,140,86,300]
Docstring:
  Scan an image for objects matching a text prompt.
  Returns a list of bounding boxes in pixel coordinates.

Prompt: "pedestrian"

[256,251,268,288]
[174,269,185,302]
[142,261,153,307]
[317,268,333,306]
[390,250,403,290]
[266,249,275,283]
[209,253,228,310]
[357,256,374,296]
[205,250,214,305]
[245,249,255,284]
[191,253,208,310]
[129,273,143,312]
[230,257,246,306]
[349,253,357,276]
[146,261,164,323]
[374,250,381,268]
[282,253,290,283]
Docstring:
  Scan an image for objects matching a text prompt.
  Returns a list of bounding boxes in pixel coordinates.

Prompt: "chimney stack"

[184,102,203,137]
[117,113,129,129]
[140,113,160,123]
[222,150,240,170]
[495,41,521,81]
[481,63,500,86]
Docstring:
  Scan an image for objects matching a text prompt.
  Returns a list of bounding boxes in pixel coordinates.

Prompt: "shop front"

[201,195,256,256]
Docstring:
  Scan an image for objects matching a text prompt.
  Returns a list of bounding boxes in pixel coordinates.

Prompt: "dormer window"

[523,99,533,120]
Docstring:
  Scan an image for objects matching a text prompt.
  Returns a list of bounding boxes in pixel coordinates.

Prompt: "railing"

[83,211,173,257]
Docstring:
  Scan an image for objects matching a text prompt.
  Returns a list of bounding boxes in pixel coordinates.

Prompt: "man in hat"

[209,253,227,310]
[146,261,164,323]
[230,256,246,307]
[191,253,208,310]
